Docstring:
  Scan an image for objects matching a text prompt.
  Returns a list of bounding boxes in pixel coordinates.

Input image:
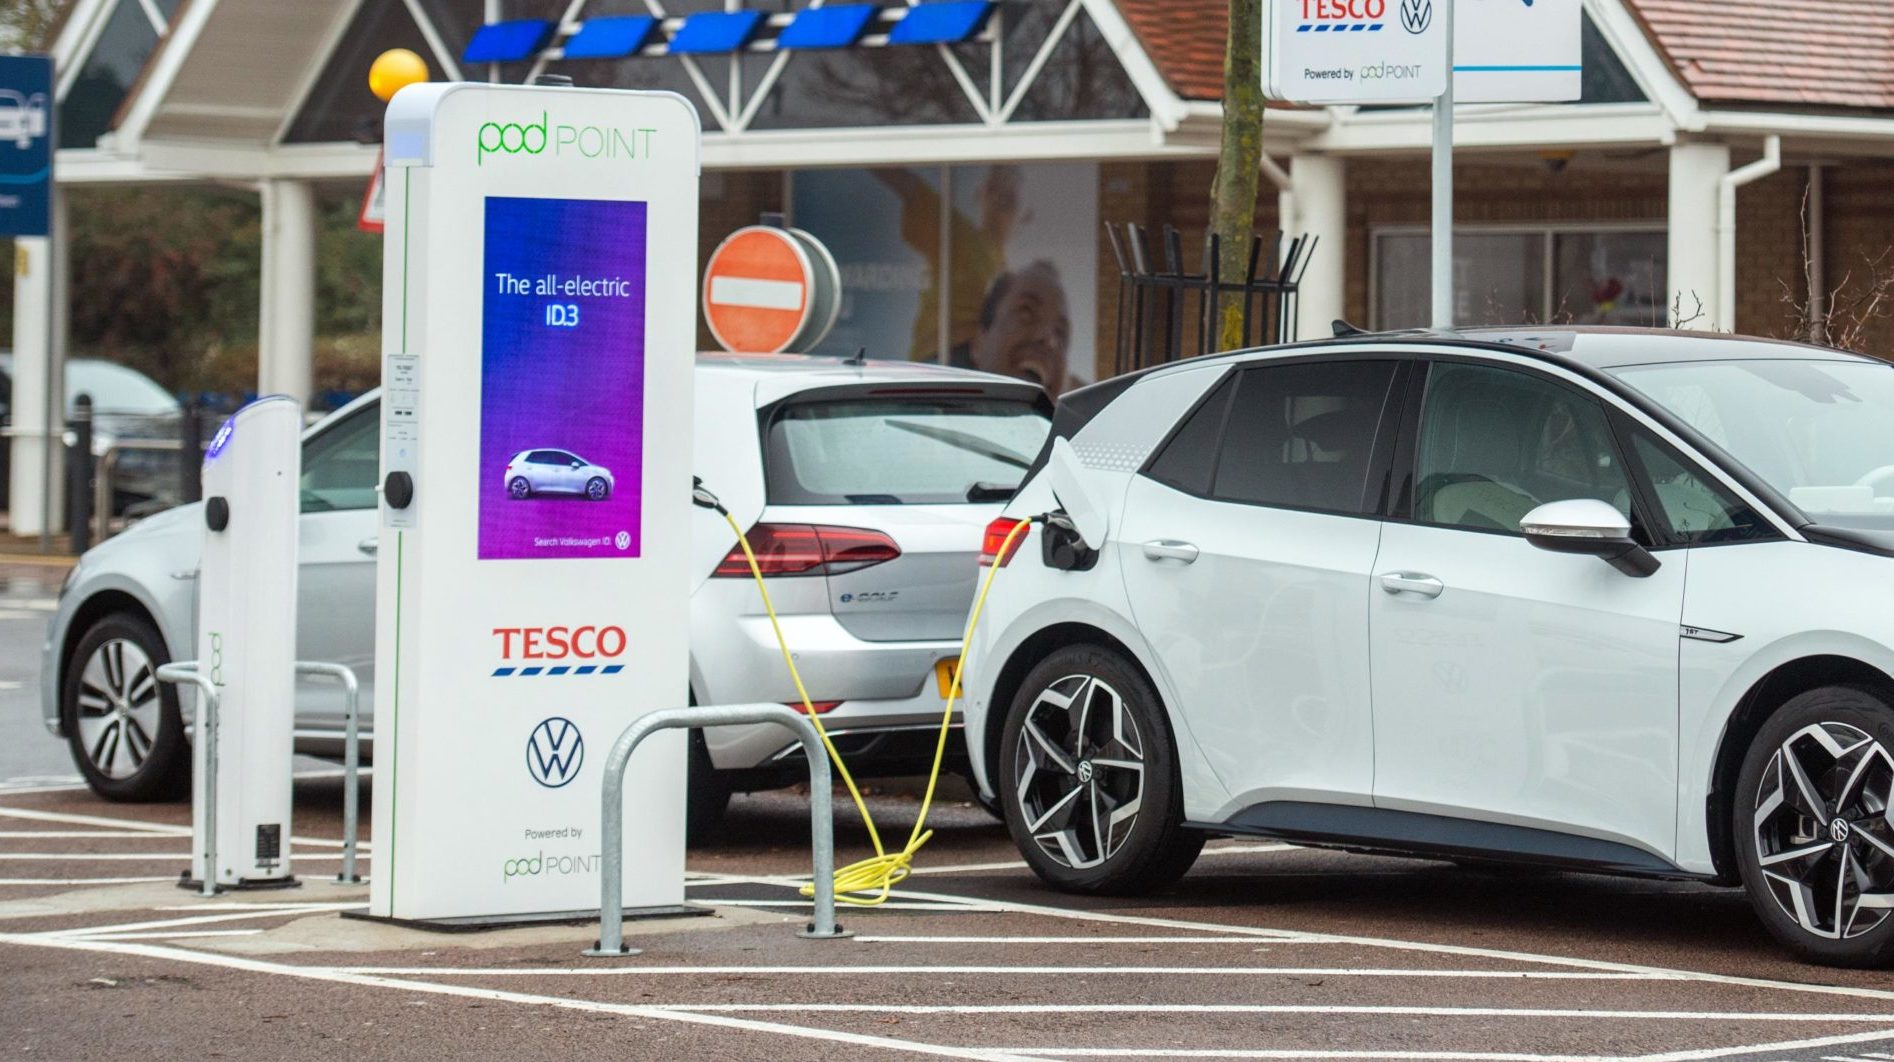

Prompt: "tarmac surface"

[9,773,1894,1062]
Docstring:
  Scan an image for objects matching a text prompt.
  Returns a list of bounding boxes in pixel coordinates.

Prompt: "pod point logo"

[1399,0,1433,34]
[526,716,584,788]
[475,111,658,166]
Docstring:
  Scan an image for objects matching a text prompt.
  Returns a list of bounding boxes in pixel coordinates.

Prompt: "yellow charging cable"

[718,508,1031,905]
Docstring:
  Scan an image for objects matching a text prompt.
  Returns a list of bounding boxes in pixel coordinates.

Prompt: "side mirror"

[1519,499,1660,578]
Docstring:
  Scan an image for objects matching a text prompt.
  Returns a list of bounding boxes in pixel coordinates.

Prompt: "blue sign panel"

[0,55,52,238]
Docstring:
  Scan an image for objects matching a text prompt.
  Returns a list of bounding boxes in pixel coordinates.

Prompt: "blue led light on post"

[561,15,660,59]
[777,4,878,50]
[886,0,994,46]
[668,9,766,55]
[462,19,557,64]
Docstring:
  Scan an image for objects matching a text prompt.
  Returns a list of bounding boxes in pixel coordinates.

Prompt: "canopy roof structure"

[40,0,1894,186]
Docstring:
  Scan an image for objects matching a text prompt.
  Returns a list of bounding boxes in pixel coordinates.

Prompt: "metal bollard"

[154,661,221,897]
[295,662,363,884]
[67,394,93,555]
[179,402,202,504]
[586,704,850,957]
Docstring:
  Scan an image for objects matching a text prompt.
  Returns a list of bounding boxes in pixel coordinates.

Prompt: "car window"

[1415,363,1631,534]
[1627,428,1773,545]
[300,405,379,512]
[529,451,564,465]
[1145,373,1236,496]
[765,395,1051,506]
[1209,360,1398,515]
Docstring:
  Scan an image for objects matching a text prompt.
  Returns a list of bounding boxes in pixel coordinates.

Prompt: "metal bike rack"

[295,661,363,884]
[586,704,852,957]
[153,661,221,897]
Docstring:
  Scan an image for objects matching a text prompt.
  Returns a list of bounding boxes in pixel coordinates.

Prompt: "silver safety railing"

[586,704,851,957]
[295,661,364,884]
[153,661,221,897]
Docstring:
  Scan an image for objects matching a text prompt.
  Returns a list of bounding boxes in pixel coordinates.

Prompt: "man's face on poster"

[972,261,1072,397]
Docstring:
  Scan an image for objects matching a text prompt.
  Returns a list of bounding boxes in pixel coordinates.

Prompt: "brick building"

[11,0,1894,529]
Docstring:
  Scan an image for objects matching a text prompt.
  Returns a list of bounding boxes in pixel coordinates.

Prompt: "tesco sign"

[492,625,628,660]
[1265,0,1445,104]
[1300,0,1388,21]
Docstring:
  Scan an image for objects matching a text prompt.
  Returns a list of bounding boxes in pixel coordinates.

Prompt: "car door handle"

[358,537,379,556]
[1378,572,1445,599]
[1142,540,1200,564]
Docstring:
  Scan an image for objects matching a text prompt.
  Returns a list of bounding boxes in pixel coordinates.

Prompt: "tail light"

[713,524,901,578]
[786,700,842,715]
[980,516,1029,567]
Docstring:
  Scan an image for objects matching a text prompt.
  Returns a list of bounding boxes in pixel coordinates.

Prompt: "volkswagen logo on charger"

[526,717,585,788]
[1399,0,1432,34]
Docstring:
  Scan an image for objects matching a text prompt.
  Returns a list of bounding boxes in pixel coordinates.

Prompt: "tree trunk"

[1210,0,1265,353]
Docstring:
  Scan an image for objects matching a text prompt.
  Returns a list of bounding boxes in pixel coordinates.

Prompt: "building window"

[59,0,163,149]
[1372,226,1667,330]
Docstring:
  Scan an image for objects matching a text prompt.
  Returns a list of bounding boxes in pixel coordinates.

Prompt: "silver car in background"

[40,354,1050,835]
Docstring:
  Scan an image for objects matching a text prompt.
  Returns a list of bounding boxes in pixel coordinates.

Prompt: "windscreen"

[1611,358,1894,530]
[765,395,1051,505]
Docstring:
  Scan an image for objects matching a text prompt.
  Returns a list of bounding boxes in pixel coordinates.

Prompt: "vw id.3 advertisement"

[479,196,648,560]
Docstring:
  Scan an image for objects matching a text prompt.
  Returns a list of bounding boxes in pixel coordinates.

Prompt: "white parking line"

[992,1052,1585,1060]
[853,936,1307,945]
[0,877,173,886]
[0,806,191,835]
[329,964,1672,979]
[0,933,1057,1062]
[83,929,264,941]
[665,1003,1894,1022]
[49,904,365,938]
[0,831,178,839]
[0,852,348,861]
[910,844,1295,877]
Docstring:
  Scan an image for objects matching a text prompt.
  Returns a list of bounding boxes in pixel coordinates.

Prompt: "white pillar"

[1668,142,1728,330]
[8,188,67,537]
[1286,154,1346,341]
[258,180,317,403]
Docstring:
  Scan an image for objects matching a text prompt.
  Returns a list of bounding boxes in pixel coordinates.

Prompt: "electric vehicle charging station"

[185,395,303,890]
[368,83,701,925]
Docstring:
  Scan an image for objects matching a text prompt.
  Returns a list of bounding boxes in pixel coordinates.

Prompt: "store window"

[59,0,164,150]
[1373,227,1667,330]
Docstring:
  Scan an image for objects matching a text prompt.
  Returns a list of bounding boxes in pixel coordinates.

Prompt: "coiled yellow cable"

[719,509,1031,905]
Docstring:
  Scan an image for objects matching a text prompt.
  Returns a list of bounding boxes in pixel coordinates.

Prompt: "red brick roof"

[1627,0,1894,110]
[1110,0,1894,112]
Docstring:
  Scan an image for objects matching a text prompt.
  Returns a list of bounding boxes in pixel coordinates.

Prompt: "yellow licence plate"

[935,657,963,699]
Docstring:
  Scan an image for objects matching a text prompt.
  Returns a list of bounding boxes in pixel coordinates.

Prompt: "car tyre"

[686,729,731,845]
[62,613,188,802]
[1735,685,1894,967]
[508,476,531,500]
[999,644,1201,895]
[585,477,609,502]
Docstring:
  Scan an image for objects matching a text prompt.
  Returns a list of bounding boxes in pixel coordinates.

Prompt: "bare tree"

[0,0,65,52]
[1209,0,1263,352]
[1778,184,1894,354]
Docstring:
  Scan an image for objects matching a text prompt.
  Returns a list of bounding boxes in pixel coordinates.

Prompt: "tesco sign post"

[1264,0,1448,104]
[367,83,701,927]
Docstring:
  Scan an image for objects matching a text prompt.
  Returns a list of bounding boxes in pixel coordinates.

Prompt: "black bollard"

[179,401,202,503]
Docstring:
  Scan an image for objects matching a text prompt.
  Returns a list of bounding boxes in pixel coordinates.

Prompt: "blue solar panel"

[668,9,765,54]
[462,19,555,63]
[887,1,993,45]
[561,15,659,59]
[778,4,877,50]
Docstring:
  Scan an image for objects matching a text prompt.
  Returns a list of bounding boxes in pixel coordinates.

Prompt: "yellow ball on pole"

[368,48,430,103]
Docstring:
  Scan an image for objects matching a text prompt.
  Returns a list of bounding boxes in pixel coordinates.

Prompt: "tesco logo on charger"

[492,625,628,660]
[1301,0,1387,19]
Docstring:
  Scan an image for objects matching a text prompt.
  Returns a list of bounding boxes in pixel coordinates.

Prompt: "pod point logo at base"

[475,111,660,166]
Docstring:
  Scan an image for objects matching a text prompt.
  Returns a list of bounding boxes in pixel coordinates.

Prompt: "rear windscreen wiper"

[966,481,1019,503]
[886,419,1032,470]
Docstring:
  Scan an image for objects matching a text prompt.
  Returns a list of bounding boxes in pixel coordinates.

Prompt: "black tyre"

[508,476,531,499]
[62,613,188,802]
[585,477,609,501]
[1735,685,1894,967]
[685,730,731,846]
[998,644,1202,895]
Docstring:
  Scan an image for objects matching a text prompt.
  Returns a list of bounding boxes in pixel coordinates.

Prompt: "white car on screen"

[964,327,1894,967]
[503,448,614,501]
[0,90,47,148]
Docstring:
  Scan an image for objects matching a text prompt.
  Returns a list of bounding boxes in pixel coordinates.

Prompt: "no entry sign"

[702,225,841,354]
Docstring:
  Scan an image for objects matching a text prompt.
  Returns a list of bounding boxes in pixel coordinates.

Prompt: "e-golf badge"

[527,717,585,788]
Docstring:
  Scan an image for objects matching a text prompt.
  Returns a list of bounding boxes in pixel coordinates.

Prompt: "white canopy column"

[8,189,69,537]
[258,179,317,403]
[1283,154,1346,341]
[1667,142,1728,330]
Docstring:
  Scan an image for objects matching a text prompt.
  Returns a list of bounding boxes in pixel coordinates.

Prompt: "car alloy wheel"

[74,637,163,781]
[1752,721,1894,940]
[508,476,531,499]
[586,477,608,501]
[1012,673,1146,870]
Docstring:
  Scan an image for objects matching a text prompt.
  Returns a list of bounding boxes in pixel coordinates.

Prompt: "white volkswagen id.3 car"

[965,328,1894,965]
[503,448,614,501]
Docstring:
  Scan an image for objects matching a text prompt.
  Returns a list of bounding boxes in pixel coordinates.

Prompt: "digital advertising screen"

[478,196,649,560]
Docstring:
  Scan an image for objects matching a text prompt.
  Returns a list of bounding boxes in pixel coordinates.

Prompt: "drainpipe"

[1717,135,1781,332]
[1806,164,1827,343]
